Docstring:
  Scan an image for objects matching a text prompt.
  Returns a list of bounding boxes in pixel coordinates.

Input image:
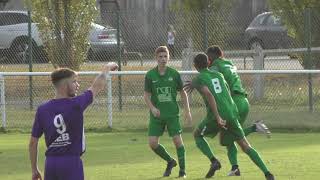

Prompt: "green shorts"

[196,117,219,138]
[220,118,245,146]
[196,116,245,146]
[232,94,249,125]
[148,115,182,137]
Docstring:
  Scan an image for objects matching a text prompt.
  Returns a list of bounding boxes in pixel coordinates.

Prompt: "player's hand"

[217,117,227,130]
[183,81,194,94]
[104,62,119,72]
[32,169,42,180]
[184,111,192,127]
[151,107,160,118]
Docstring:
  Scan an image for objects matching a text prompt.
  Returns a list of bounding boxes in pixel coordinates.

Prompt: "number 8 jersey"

[31,90,93,156]
[192,69,239,121]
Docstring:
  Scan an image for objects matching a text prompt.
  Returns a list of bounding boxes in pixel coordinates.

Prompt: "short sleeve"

[209,65,219,72]
[144,74,152,92]
[176,72,183,91]
[31,109,43,138]
[192,76,206,91]
[75,90,93,111]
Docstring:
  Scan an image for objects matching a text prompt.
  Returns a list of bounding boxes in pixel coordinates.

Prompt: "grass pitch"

[0,132,319,180]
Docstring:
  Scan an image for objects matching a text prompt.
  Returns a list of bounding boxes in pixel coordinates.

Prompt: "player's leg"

[194,118,221,178]
[226,119,274,180]
[226,143,241,176]
[225,95,249,176]
[236,138,274,180]
[148,116,175,177]
[233,95,254,136]
[234,95,271,137]
[168,117,186,178]
[172,134,186,178]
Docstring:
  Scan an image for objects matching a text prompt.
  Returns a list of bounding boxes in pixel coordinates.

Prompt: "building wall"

[98,0,268,52]
[99,0,174,52]
[1,0,25,10]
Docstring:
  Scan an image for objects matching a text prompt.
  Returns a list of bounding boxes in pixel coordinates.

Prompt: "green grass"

[3,104,320,132]
[0,132,320,180]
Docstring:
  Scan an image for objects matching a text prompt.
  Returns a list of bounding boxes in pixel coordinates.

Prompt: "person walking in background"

[167,24,176,58]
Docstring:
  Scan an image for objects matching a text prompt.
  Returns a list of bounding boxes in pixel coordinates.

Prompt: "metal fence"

[1,70,320,132]
[0,8,320,69]
[1,7,320,132]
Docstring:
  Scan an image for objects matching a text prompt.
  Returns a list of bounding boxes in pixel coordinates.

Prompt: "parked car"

[244,12,293,50]
[0,11,46,63]
[0,10,124,63]
[87,23,125,61]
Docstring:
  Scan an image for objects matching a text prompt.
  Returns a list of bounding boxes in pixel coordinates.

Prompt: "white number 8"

[211,78,222,93]
[54,114,66,134]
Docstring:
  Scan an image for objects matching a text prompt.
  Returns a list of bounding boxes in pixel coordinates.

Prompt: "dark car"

[245,12,293,50]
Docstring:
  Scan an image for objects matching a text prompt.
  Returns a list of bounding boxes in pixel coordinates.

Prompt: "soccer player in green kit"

[144,46,192,178]
[206,45,271,176]
[184,53,274,180]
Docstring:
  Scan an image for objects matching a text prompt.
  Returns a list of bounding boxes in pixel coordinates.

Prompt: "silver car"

[0,11,124,63]
[87,23,125,61]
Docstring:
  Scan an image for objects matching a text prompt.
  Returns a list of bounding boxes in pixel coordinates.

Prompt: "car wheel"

[10,40,29,63]
[34,47,49,63]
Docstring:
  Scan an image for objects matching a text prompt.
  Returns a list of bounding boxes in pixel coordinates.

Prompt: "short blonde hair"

[155,46,169,56]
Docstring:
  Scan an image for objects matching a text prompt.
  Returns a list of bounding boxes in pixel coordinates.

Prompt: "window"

[250,14,268,27]
[266,15,281,26]
[0,13,29,26]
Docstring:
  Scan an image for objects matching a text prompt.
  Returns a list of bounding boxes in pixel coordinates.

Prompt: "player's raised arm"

[199,86,226,129]
[88,62,118,98]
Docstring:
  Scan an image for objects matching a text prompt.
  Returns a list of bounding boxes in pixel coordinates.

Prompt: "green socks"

[176,145,186,171]
[244,125,256,136]
[227,143,238,166]
[195,136,215,160]
[153,144,186,171]
[245,147,269,173]
[152,144,173,162]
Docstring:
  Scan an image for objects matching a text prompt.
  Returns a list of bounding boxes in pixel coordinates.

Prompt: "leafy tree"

[27,0,97,70]
[268,0,320,69]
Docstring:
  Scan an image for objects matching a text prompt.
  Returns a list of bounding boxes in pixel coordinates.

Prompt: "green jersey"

[192,68,238,121]
[210,58,246,96]
[144,66,183,119]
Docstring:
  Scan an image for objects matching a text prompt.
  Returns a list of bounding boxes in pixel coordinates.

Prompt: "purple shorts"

[45,156,84,180]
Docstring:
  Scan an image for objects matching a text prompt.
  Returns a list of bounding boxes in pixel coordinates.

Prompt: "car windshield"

[249,13,268,27]
[266,15,282,26]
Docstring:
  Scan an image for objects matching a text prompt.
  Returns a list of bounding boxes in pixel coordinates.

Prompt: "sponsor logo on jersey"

[156,87,172,102]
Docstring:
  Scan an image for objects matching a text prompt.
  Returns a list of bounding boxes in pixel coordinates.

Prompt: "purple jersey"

[31,90,93,156]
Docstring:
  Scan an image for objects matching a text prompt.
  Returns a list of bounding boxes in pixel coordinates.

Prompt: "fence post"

[0,75,6,129]
[106,72,113,128]
[116,6,123,111]
[304,8,314,112]
[27,8,34,110]
[253,46,264,100]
